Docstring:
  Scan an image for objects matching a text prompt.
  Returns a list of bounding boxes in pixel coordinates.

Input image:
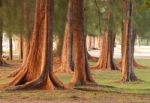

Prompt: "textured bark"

[0,23,3,66]
[71,0,94,86]
[19,35,23,60]
[0,0,2,66]
[92,3,117,70]
[121,0,137,82]
[0,0,6,66]
[118,2,144,69]
[57,0,74,73]
[6,0,65,90]
[92,31,117,70]
[23,39,30,63]
[9,35,13,61]
[8,39,30,78]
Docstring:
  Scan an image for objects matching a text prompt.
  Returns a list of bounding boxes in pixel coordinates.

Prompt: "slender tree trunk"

[9,35,13,61]
[7,0,34,77]
[0,0,2,66]
[92,31,117,70]
[118,2,144,69]
[91,3,117,70]
[121,0,137,82]
[7,0,65,90]
[20,34,23,60]
[71,0,94,86]
[57,0,74,73]
[0,22,3,66]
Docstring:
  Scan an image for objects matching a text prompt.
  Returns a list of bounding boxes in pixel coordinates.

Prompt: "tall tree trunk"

[118,1,144,69]
[7,0,34,77]
[9,35,13,61]
[92,31,117,70]
[20,34,23,60]
[71,0,94,86]
[57,0,74,73]
[91,2,117,70]
[0,0,3,66]
[7,0,65,90]
[121,0,137,82]
[0,21,3,66]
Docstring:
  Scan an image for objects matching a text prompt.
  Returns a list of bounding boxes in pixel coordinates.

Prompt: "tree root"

[117,60,147,69]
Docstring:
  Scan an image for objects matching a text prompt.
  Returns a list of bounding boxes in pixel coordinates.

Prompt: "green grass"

[0,59,150,102]
[56,59,150,94]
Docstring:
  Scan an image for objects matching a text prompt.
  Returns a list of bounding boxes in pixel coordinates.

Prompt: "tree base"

[117,60,146,69]
[121,73,138,83]
[91,62,119,71]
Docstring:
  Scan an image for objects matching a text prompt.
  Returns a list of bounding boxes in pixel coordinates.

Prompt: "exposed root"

[7,68,22,78]
[6,72,66,91]
[133,60,147,69]
[121,73,138,83]
[117,60,146,69]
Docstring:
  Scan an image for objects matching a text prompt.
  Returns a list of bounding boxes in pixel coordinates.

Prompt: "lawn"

[0,59,150,103]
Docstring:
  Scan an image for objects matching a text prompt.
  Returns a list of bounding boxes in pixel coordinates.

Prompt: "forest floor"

[0,59,150,103]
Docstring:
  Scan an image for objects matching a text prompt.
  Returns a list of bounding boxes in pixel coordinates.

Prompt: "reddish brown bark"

[9,35,13,61]
[121,0,137,82]
[71,0,94,86]
[0,0,6,66]
[118,1,144,69]
[6,0,65,90]
[92,31,117,70]
[8,39,30,78]
[57,0,74,73]
[19,35,23,60]
[0,26,3,66]
[23,39,30,63]
[91,2,117,70]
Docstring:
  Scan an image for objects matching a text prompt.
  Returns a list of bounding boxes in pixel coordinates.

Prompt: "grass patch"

[0,59,150,102]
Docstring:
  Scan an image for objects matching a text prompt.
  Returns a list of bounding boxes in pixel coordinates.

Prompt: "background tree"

[91,0,119,70]
[121,0,137,82]
[0,0,3,65]
[58,0,74,73]
[71,0,94,86]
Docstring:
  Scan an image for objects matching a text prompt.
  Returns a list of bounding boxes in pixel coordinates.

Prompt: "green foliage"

[54,0,67,38]
[133,0,150,38]
[2,0,35,39]
[0,0,149,40]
